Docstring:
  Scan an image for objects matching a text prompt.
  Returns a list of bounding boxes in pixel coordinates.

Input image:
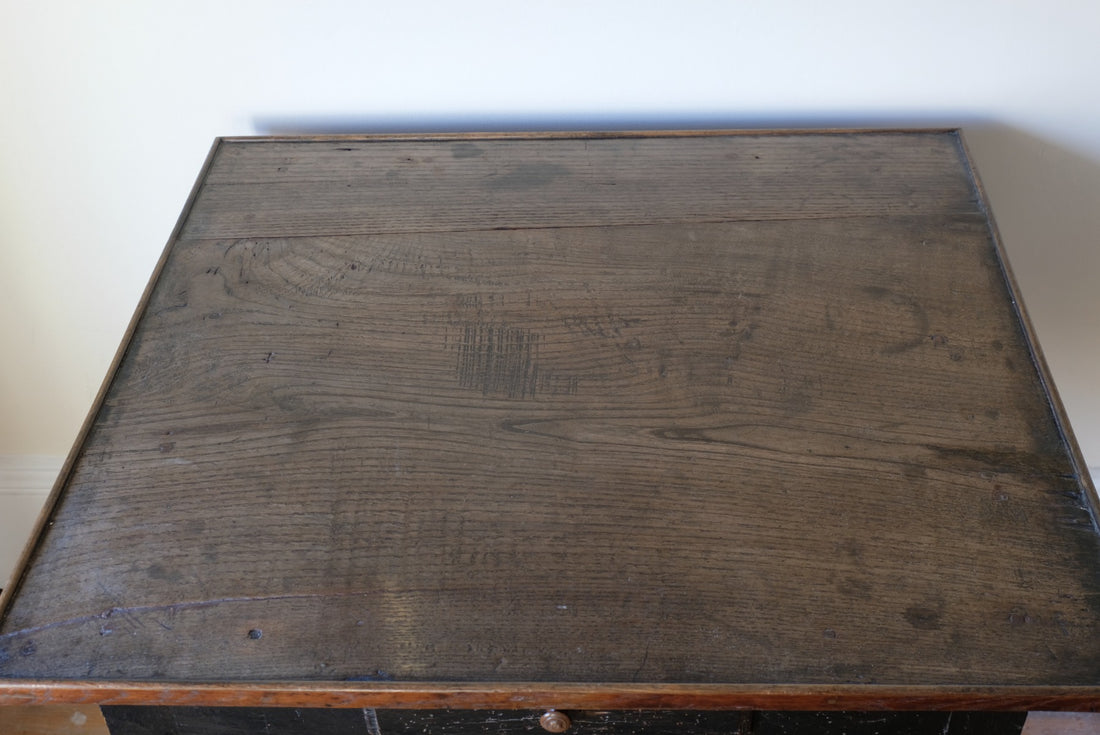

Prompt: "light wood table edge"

[1,681,1099,711]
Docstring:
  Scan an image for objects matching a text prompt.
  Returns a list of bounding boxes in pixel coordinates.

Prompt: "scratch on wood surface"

[0,591,379,643]
[454,322,541,399]
[363,707,382,735]
[632,642,651,682]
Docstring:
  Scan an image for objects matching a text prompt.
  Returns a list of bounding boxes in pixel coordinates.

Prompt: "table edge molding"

[1,680,1099,711]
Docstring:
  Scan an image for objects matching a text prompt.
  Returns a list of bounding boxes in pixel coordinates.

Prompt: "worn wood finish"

[181,133,980,239]
[0,137,226,631]
[1,131,1098,713]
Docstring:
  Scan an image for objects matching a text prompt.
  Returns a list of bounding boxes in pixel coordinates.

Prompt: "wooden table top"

[1,130,1097,711]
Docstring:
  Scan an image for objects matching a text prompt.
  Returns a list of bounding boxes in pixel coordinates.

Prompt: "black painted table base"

[100,706,1026,735]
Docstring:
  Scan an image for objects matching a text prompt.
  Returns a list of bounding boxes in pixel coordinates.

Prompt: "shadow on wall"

[961,124,1100,473]
[252,114,1100,469]
[252,111,993,136]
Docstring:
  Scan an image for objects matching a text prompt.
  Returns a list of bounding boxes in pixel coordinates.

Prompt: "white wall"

[2,1,1099,577]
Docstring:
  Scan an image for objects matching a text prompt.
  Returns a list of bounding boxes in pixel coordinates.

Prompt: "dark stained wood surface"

[0,131,1098,709]
[181,133,981,239]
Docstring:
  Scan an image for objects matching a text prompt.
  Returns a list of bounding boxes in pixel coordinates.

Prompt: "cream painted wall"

[1,2,1098,471]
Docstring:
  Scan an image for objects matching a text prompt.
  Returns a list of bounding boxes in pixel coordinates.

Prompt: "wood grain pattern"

[1,131,1097,711]
[3,682,1100,712]
[182,133,980,238]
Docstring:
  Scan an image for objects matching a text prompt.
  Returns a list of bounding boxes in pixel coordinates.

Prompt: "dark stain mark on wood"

[485,163,570,190]
[904,605,944,631]
[837,576,874,601]
[345,671,394,682]
[861,286,932,356]
[451,143,485,159]
[925,445,1072,476]
[145,564,183,585]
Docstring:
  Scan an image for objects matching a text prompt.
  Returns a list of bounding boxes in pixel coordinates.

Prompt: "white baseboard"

[0,455,64,589]
[0,454,65,495]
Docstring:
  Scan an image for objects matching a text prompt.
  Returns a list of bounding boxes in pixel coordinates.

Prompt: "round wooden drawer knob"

[540,710,572,733]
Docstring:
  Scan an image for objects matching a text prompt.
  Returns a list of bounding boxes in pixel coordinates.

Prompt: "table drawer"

[100,706,1025,734]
